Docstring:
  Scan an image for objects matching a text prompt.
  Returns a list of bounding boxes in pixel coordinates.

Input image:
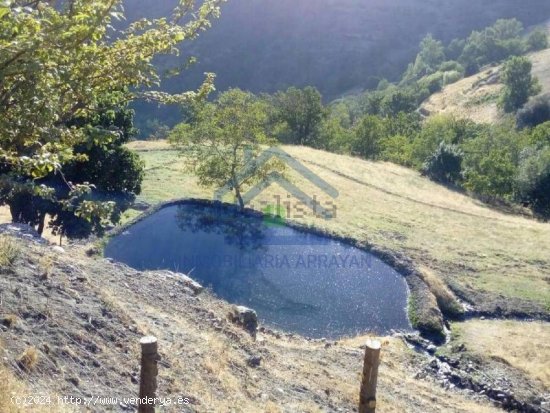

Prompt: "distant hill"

[421,24,550,123]
[125,0,550,99]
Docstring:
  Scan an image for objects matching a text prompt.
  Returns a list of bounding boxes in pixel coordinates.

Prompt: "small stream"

[105,203,411,338]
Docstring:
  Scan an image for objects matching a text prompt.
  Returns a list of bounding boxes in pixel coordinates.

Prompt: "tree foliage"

[499,56,541,113]
[169,89,283,209]
[271,87,326,146]
[0,0,222,233]
[527,27,549,51]
[422,142,463,185]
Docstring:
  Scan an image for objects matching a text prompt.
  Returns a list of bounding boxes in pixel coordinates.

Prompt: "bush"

[351,115,386,159]
[499,56,541,113]
[527,28,549,52]
[0,235,20,269]
[461,125,526,199]
[516,146,550,217]
[516,94,550,129]
[442,70,464,86]
[422,142,463,185]
[418,72,444,94]
[379,135,414,166]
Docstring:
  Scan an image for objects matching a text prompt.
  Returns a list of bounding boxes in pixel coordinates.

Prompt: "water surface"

[105,204,411,338]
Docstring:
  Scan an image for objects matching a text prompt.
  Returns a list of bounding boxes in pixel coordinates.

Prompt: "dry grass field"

[447,320,550,389]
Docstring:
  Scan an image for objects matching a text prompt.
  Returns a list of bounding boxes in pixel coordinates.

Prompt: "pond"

[104,203,411,338]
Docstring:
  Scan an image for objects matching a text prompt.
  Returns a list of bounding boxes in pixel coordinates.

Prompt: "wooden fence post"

[139,336,159,413]
[359,339,381,413]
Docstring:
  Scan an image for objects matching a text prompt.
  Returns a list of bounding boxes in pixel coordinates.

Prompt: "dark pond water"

[105,204,411,338]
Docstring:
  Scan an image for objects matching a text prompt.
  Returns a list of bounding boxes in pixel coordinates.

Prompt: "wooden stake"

[138,336,159,413]
[359,339,381,413]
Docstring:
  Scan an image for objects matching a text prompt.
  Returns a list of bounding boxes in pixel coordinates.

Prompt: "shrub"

[351,115,386,159]
[516,94,550,129]
[0,235,20,269]
[418,72,444,94]
[17,347,38,371]
[379,135,414,166]
[438,60,465,74]
[442,70,463,86]
[527,28,549,52]
[516,146,550,218]
[499,56,541,113]
[528,121,550,147]
[422,142,463,185]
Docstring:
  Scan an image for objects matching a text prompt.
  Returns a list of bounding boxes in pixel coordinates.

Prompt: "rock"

[177,274,204,294]
[247,355,262,368]
[51,246,65,254]
[426,344,437,354]
[229,306,258,337]
[67,376,80,387]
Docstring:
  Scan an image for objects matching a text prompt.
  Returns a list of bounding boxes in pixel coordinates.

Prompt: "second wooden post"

[139,336,159,413]
[359,339,381,413]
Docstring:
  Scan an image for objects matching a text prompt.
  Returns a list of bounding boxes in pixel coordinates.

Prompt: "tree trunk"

[235,186,245,210]
[36,212,46,236]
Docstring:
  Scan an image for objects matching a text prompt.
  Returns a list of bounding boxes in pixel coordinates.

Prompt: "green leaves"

[0,0,223,233]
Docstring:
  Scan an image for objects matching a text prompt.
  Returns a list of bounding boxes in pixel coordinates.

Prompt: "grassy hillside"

[127,141,550,315]
[421,24,550,123]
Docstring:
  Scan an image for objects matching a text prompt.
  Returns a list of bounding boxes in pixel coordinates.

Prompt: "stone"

[229,306,258,337]
[51,246,65,254]
[247,355,262,368]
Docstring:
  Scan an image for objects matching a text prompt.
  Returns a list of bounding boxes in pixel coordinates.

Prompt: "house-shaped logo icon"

[214,147,339,219]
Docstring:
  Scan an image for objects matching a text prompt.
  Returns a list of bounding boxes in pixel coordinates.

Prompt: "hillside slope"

[421,25,550,123]
[125,0,550,99]
[1,142,549,412]
[0,229,505,413]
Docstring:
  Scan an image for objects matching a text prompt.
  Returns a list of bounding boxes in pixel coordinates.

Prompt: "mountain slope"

[125,0,550,98]
[421,24,550,123]
[127,141,550,318]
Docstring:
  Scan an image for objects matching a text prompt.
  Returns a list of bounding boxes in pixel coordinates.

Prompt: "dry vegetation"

[448,320,550,389]
[0,234,20,269]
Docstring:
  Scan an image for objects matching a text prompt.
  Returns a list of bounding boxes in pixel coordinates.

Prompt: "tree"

[351,115,386,159]
[462,125,527,199]
[169,89,283,209]
[272,87,326,146]
[516,94,550,129]
[527,27,549,51]
[0,0,222,232]
[500,56,541,113]
[459,19,527,75]
[422,142,463,185]
[402,34,446,84]
[516,146,550,217]
[2,101,145,239]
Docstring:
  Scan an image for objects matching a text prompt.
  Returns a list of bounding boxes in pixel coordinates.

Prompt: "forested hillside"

[126,0,550,98]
